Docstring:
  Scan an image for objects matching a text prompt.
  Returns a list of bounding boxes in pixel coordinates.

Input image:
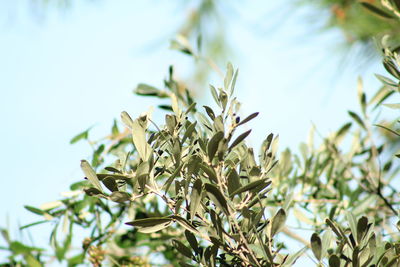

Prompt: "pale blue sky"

[0,0,386,263]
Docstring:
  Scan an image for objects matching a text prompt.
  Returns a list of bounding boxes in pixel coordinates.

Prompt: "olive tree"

[1,1,400,266]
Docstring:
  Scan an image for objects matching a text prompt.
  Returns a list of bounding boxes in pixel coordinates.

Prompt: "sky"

[0,0,388,263]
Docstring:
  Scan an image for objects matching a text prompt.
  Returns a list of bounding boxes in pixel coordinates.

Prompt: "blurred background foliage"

[28,0,400,63]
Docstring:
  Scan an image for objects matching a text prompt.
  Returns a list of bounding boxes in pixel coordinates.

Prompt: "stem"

[377,191,398,215]
[214,164,262,267]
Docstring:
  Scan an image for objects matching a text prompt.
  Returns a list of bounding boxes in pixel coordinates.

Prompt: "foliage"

[2,1,400,266]
[299,0,400,55]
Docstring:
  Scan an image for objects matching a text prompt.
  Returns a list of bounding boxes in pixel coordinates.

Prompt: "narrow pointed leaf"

[190,179,202,221]
[237,112,259,126]
[109,191,131,203]
[227,169,241,196]
[346,211,358,243]
[224,62,234,90]
[357,216,368,243]
[229,179,271,198]
[132,119,152,160]
[182,121,197,143]
[171,216,199,235]
[203,106,216,121]
[270,209,286,237]
[97,173,131,181]
[335,122,352,142]
[230,69,239,95]
[84,187,105,197]
[135,83,167,98]
[383,103,400,109]
[172,239,193,259]
[311,233,322,261]
[375,124,400,136]
[20,220,49,230]
[125,217,173,233]
[329,255,341,267]
[81,160,103,192]
[185,230,199,254]
[70,128,90,144]
[207,131,224,161]
[229,130,251,151]
[24,206,45,216]
[348,111,366,130]
[101,176,119,192]
[163,164,183,193]
[326,218,345,239]
[121,111,133,128]
[360,2,395,19]
[210,85,220,107]
[204,183,229,215]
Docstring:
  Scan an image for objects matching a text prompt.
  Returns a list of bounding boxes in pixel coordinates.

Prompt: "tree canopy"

[1,1,400,266]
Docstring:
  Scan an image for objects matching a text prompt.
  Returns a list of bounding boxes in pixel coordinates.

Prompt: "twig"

[281,227,311,248]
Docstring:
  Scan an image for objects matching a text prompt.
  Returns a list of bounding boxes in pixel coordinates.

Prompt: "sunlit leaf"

[270,209,286,237]
[134,83,168,98]
[189,179,202,221]
[229,179,271,198]
[80,160,103,192]
[172,239,193,259]
[311,233,322,261]
[109,191,131,203]
[360,2,395,19]
[70,127,91,144]
[229,130,251,151]
[348,111,366,130]
[207,131,224,161]
[203,105,216,121]
[101,176,119,192]
[227,169,241,196]
[171,216,199,235]
[125,217,172,233]
[184,230,199,254]
[131,118,152,161]
[24,206,45,216]
[121,111,133,128]
[20,220,49,230]
[204,183,229,215]
[237,112,259,126]
[383,103,400,109]
[224,62,234,91]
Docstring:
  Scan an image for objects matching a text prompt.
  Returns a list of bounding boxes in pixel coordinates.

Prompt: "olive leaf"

[348,111,366,130]
[270,208,286,237]
[229,179,271,198]
[172,239,193,259]
[360,2,395,19]
[101,176,119,192]
[189,179,202,221]
[120,111,133,128]
[125,217,173,233]
[80,160,103,192]
[170,216,199,235]
[311,233,322,261]
[228,130,251,151]
[237,112,259,126]
[135,83,168,98]
[204,183,229,215]
[109,191,131,203]
[132,118,152,161]
[207,131,224,161]
[328,255,341,267]
[227,169,241,196]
